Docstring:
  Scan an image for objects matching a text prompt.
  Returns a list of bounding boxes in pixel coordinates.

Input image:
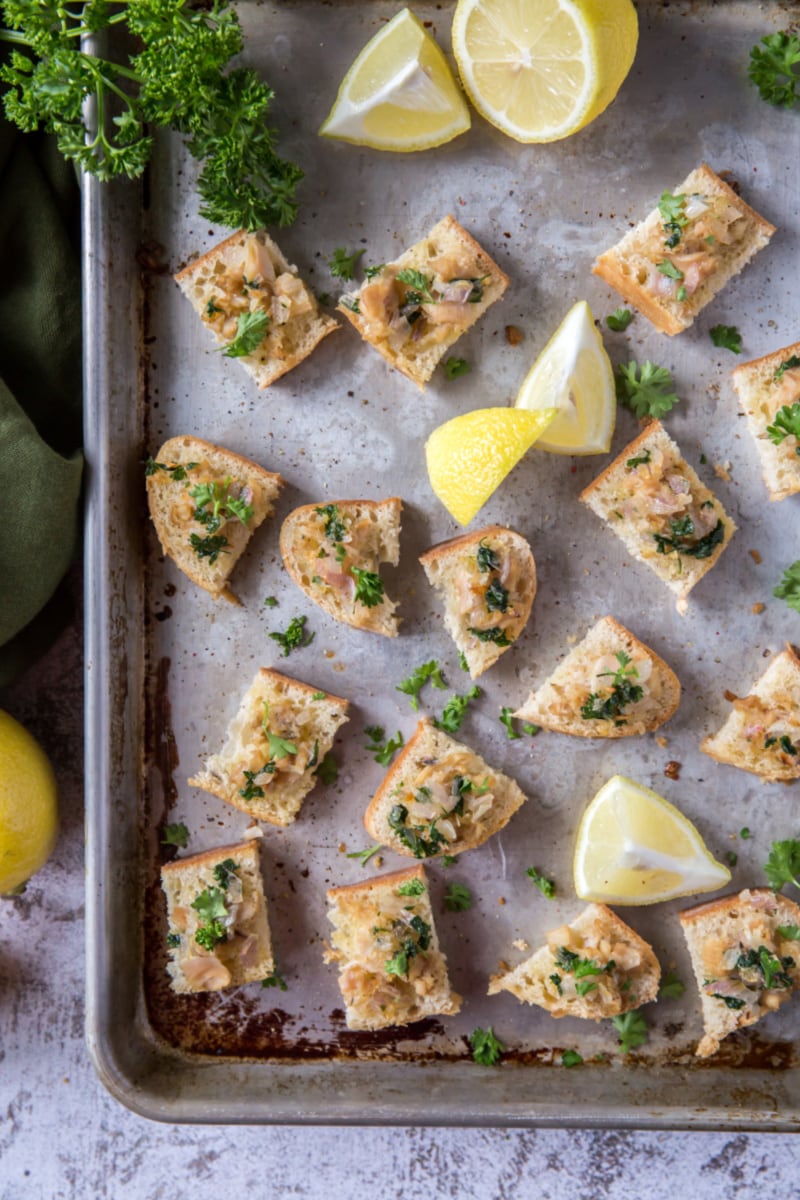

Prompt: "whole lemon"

[0,709,58,895]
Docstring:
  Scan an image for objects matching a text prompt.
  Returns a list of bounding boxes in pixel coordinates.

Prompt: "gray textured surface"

[2,585,800,1196]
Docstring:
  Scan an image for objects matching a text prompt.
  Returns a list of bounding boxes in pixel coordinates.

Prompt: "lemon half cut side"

[451,0,638,144]
[573,775,731,906]
[320,8,471,151]
[514,300,616,455]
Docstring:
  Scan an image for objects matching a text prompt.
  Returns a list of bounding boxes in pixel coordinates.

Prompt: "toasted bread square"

[488,903,660,1020]
[161,840,273,994]
[514,616,680,737]
[580,421,736,613]
[337,215,509,389]
[419,525,536,679]
[701,646,800,783]
[593,163,775,335]
[732,341,800,502]
[680,888,800,1057]
[364,718,526,858]
[188,668,349,824]
[146,435,283,602]
[325,864,460,1030]
[280,498,402,637]
[175,229,338,388]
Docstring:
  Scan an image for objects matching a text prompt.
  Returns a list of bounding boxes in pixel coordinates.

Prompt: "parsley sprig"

[615,360,679,420]
[269,614,314,656]
[396,660,447,711]
[364,725,404,766]
[606,307,634,332]
[748,31,800,108]
[222,309,270,358]
[764,838,800,892]
[433,686,481,734]
[766,402,800,454]
[773,561,800,613]
[709,325,742,354]
[329,247,365,280]
[580,651,643,725]
[469,1026,503,1066]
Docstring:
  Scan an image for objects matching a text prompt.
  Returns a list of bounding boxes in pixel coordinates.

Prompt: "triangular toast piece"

[680,888,800,1057]
[364,718,526,858]
[701,646,800,782]
[514,616,680,737]
[146,435,283,602]
[419,525,536,678]
[280,498,402,637]
[325,864,461,1031]
[188,668,349,825]
[488,903,660,1019]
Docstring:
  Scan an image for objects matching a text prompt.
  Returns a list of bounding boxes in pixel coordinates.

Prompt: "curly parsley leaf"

[351,566,384,608]
[433,686,481,734]
[467,626,512,647]
[443,356,470,380]
[709,324,742,354]
[526,866,556,899]
[269,614,314,656]
[396,268,433,301]
[364,726,404,766]
[653,515,725,561]
[748,31,800,108]
[396,660,447,710]
[161,822,189,848]
[764,838,800,891]
[329,247,365,280]
[189,532,228,562]
[443,882,472,912]
[774,561,800,613]
[767,402,800,453]
[470,1026,503,1066]
[397,877,425,896]
[606,307,634,332]
[612,1010,648,1054]
[222,309,270,358]
[615,360,679,420]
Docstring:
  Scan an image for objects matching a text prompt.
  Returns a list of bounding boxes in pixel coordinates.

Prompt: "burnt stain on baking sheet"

[146,656,179,822]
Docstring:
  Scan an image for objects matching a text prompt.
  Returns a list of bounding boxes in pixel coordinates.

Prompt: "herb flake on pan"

[443,882,472,912]
[612,1010,648,1053]
[269,614,314,656]
[161,822,189,848]
[396,660,447,711]
[315,752,339,785]
[526,866,556,899]
[469,1026,503,1066]
[709,325,742,354]
[774,561,800,613]
[658,970,686,1000]
[364,726,405,766]
[328,247,365,280]
[443,356,470,380]
[262,969,288,991]
[433,686,481,733]
[606,308,634,332]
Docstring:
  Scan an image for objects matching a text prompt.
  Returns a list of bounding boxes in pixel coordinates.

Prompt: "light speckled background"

[2,577,798,1198]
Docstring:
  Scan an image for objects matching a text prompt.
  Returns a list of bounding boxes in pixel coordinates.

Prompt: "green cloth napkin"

[0,114,83,686]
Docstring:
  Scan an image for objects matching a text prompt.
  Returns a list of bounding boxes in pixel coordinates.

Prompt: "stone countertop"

[2,583,798,1198]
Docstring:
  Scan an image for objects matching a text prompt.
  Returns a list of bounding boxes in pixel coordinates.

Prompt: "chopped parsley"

[263,596,278,607]
[658,970,686,1000]
[396,660,447,710]
[653,515,725,560]
[766,402,800,454]
[748,31,800,108]
[329,247,365,280]
[167,932,181,948]
[364,263,385,280]
[315,503,347,545]
[740,827,752,840]
[526,866,556,899]
[239,763,275,801]
[444,356,470,380]
[346,843,383,867]
[189,532,228,562]
[388,803,446,858]
[554,947,604,979]
[161,822,189,848]
[433,686,481,733]
[575,980,597,997]
[213,858,239,889]
[735,946,795,990]
[500,706,521,739]
[469,1026,503,1066]
[396,268,433,302]
[658,192,688,248]
[476,540,501,573]
[777,924,800,941]
[205,298,223,317]
[626,449,651,470]
[709,324,742,354]
[774,355,800,382]
[458,651,469,672]
[269,614,314,656]
[364,726,405,766]
[443,882,472,912]
[712,994,746,1011]
[222,309,270,358]
[311,691,326,701]
[340,295,360,314]
[351,566,385,608]
[606,307,634,332]
[657,259,684,281]
[549,973,563,995]
[261,969,288,991]
[774,560,800,613]
[315,752,339,785]
[727,851,738,867]
[145,458,197,481]
[191,887,228,950]
[485,579,509,613]
[764,838,800,891]
[561,1049,584,1068]
[615,360,679,420]
[612,1010,648,1054]
[190,479,253,533]
[580,651,643,725]
[397,878,425,897]
[467,626,512,647]
[384,914,431,977]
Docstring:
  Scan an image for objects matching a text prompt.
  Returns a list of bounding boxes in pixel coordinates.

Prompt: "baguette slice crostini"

[580,420,736,614]
[514,615,680,737]
[701,646,800,783]
[732,340,800,502]
[175,228,338,388]
[161,840,273,994]
[146,434,284,603]
[364,717,526,859]
[188,668,349,825]
[488,903,660,1019]
[280,497,402,637]
[679,888,800,1058]
[419,525,536,678]
[325,863,461,1030]
[337,214,509,390]
[593,163,775,336]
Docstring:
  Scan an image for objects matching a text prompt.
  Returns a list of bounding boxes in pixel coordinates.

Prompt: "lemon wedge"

[319,8,471,151]
[0,709,58,895]
[451,0,638,143]
[426,406,557,525]
[514,300,615,455]
[573,775,731,906]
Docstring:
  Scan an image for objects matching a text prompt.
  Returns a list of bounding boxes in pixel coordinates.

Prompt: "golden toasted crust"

[338,215,509,390]
[514,615,681,737]
[593,164,775,335]
[419,525,536,678]
[146,434,283,602]
[280,497,402,637]
[327,863,426,903]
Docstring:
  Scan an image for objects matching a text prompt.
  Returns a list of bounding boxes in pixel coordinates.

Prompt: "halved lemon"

[514,300,615,455]
[573,775,731,905]
[451,0,638,143]
[319,8,471,151]
[425,406,557,525]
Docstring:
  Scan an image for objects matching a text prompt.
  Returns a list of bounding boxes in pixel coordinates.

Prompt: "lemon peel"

[0,709,58,895]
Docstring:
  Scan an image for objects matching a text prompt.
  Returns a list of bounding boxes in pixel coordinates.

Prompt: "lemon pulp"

[320,8,471,151]
[426,406,557,526]
[0,709,58,894]
[573,775,730,905]
[451,0,638,143]
[515,300,615,455]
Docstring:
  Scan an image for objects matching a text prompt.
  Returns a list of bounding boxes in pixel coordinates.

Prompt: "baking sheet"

[85,0,800,1125]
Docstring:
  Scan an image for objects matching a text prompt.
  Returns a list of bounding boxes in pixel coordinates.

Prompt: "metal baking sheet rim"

[82,5,800,1127]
